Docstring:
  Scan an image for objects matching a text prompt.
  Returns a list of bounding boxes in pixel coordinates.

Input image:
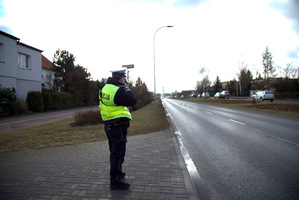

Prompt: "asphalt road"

[162,98,299,200]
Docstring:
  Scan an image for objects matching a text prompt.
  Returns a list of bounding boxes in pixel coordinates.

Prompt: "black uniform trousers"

[104,123,128,184]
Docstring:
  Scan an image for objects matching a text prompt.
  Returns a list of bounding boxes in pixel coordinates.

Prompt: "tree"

[213,76,222,93]
[196,75,211,94]
[94,78,107,104]
[129,77,152,110]
[238,67,253,96]
[65,65,93,105]
[272,63,299,95]
[199,67,207,75]
[52,49,76,92]
[262,47,276,89]
[226,79,237,96]
[278,63,298,79]
[51,49,96,106]
[251,73,264,90]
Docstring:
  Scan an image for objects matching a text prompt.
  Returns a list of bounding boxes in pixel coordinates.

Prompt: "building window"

[0,43,4,62]
[18,53,30,69]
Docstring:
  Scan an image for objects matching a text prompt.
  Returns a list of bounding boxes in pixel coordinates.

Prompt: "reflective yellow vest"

[99,84,132,121]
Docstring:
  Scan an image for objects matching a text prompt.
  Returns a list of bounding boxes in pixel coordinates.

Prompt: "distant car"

[252,90,274,102]
[214,92,223,99]
[220,91,230,99]
[201,92,210,98]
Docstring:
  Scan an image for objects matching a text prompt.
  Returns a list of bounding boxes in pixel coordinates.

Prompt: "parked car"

[220,91,230,99]
[201,92,210,98]
[214,92,223,99]
[252,90,275,102]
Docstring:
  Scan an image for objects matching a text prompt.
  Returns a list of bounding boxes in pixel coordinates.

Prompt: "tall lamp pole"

[153,25,173,108]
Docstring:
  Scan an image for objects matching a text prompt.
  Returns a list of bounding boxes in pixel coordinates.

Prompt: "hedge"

[27,91,44,112]
[42,91,74,111]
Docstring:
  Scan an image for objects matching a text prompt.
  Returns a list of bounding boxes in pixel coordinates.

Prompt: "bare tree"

[199,67,207,75]
[262,47,276,89]
[278,63,298,79]
[196,75,211,94]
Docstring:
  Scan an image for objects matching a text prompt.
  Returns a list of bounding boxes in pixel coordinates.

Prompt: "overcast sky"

[1,0,298,93]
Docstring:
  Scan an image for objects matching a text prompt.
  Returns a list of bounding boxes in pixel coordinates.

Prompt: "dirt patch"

[201,99,252,104]
[247,104,299,113]
[212,100,251,104]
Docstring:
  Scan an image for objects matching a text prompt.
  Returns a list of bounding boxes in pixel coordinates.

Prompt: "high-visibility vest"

[99,84,132,121]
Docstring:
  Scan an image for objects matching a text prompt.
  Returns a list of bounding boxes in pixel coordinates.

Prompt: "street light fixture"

[153,25,173,108]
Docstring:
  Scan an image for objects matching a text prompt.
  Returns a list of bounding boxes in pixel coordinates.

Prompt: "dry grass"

[73,110,103,126]
[0,99,169,153]
[130,99,169,134]
[184,97,299,118]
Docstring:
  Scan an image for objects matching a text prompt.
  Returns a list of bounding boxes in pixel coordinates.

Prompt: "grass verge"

[183,97,299,118]
[0,99,169,153]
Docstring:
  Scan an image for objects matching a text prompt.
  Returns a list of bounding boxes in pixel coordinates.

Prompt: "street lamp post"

[153,25,173,108]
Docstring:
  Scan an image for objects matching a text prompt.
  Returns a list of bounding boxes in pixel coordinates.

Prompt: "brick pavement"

[0,130,199,200]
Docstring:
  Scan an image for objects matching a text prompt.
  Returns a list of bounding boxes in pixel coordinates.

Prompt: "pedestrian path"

[0,130,199,200]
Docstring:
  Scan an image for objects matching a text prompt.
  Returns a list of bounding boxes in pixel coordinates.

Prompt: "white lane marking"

[229,119,246,126]
[256,129,299,147]
[206,112,213,115]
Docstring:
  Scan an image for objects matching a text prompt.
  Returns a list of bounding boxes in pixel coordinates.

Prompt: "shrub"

[43,91,54,111]
[293,92,299,98]
[132,101,143,111]
[280,92,292,98]
[73,110,102,126]
[27,91,44,112]
[42,90,74,110]
[252,98,257,105]
[0,88,21,116]
[61,92,74,108]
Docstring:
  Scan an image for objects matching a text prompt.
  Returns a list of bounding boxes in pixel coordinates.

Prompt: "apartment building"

[0,30,43,102]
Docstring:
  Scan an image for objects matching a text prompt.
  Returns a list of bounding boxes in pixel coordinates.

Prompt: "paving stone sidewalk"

[0,130,199,200]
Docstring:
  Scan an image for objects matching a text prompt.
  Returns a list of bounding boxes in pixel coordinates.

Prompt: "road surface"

[162,98,299,200]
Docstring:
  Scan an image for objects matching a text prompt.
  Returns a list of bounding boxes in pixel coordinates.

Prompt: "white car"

[252,91,275,102]
[214,92,223,99]
[220,91,230,99]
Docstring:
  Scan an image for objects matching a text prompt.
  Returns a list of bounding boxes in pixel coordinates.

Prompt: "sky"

[0,0,299,94]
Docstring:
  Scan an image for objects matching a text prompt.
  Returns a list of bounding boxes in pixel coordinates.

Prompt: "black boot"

[120,172,126,179]
[110,181,130,190]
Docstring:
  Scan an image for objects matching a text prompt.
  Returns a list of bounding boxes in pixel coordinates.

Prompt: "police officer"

[99,69,137,190]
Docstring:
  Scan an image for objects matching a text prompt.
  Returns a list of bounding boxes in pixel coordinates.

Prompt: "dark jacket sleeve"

[114,86,137,107]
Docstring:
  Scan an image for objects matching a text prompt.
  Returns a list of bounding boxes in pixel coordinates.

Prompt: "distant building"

[41,55,55,90]
[0,30,43,102]
[221,81,229,90]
